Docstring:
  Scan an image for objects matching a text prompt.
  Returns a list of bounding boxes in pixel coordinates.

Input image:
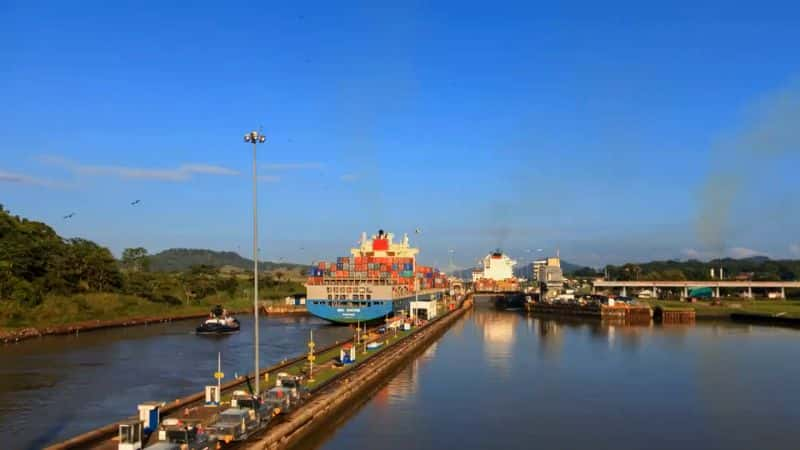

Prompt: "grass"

[643,298,800,318]
[278,328,416,391]
[0,292,255,330]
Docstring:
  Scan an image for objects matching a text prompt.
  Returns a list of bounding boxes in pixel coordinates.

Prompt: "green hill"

[146,248,307,272]
[605,257,799,281]
[0,206,304,329]
[0,205,121,305]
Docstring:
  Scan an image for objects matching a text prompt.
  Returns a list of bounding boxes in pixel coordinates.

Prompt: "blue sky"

[2,1,800,268]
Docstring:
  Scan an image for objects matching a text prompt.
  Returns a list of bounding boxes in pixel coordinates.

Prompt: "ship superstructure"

[305,230,448,323]
[472,250,519,292]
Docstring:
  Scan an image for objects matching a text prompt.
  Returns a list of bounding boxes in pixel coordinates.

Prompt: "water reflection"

[313,307,800,450]
[373,342,439,409]
[479,309,517,373]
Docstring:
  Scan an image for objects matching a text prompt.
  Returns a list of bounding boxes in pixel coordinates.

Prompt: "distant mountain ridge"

[147,248,307,272]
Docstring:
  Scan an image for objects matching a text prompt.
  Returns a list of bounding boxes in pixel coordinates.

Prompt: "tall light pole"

[413,228,422,320]
[244,129,266,395]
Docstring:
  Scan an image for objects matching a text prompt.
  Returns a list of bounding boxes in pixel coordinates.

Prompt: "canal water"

[0,315,353,450]
[309,303,800,450]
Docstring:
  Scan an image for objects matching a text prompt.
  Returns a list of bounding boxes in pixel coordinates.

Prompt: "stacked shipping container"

[307,256,448,292]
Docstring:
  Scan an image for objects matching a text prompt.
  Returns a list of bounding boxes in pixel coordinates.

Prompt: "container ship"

[472,250,520,293]
[305,230,449,324]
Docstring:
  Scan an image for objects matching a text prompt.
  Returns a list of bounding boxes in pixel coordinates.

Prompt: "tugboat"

[196,305,240,335]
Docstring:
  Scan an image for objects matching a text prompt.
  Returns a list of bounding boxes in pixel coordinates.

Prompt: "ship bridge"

[351,230,419,259]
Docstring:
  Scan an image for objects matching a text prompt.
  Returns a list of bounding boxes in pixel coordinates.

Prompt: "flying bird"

[130,200,141,206]
[63,213,75,219]
[415,228,422,234]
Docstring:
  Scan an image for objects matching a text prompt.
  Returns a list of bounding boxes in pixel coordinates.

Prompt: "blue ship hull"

[307,292,442,324]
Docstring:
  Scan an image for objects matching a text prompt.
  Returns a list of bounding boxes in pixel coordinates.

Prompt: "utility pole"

[244,129,266,395]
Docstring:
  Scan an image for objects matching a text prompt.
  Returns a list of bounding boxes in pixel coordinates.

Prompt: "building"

[536,257,564,297]
[532,259,547,281]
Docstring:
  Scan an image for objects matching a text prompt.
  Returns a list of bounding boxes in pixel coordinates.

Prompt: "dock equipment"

[156,418,215,449]
[137,402,162,434]
[117,420,143,450]
[340,343,356,364]
[209,408,256,443]
[204,386,220,406]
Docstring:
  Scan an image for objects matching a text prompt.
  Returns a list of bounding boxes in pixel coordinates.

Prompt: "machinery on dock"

[230,390,271,424]
[264,387,294,416]
[305,230,449,323]
[208,408,259,444]
[196,305,240,335]
[154,418,216,450]
[275,372,308,403]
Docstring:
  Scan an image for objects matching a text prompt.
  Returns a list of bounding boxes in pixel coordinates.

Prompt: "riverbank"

[0,294,305,343]
[643,299,800,319]
[0,311,213,343]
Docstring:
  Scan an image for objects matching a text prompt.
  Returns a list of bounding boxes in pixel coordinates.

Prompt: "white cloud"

[681,248,702,259]
[340,173,359,182]
[262,162,323,170]
[39,155,239,181]
[258,175,281,183]
[179,164,239,176]
[0,169,62,188]
[727,247,763,259]
[790,243,800,256]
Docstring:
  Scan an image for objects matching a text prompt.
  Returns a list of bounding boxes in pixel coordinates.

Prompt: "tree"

[619,263,642,281]
[572,267,600,278]
[64,239,123,292]
[122,247,150,272]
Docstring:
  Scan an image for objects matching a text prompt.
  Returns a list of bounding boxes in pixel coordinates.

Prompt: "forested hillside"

[452,254,799,282]
[0,205,121,305]
[147,248,307,273]
[0,206,303,328]
[605,257,799,281]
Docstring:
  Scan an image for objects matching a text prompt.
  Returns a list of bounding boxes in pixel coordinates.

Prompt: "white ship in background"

[472,250,519,292]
